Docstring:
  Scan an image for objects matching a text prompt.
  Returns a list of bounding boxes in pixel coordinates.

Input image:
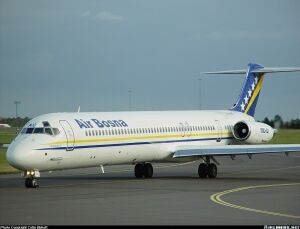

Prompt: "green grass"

[0,128,299,174]
[0,147,18,174]
[269,129,300,144]
[0,127,18,144]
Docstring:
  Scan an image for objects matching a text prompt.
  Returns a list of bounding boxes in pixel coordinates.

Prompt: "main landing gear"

[134,163,153,178]
[23,170,40,188]
[198,157,218,179]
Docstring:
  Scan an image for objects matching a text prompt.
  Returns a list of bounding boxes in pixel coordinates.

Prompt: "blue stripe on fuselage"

[36,137,234,151]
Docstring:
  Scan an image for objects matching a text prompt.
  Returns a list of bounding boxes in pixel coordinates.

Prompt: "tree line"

[260,115,300,129]
[0,117,31,128]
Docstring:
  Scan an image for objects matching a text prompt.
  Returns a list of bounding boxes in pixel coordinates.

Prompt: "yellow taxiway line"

[210,183,300,219]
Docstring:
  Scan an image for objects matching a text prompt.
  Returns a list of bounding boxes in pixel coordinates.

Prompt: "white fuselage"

[7,110,254,172]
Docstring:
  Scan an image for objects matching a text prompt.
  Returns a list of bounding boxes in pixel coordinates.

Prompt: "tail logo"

[240,74,264,113]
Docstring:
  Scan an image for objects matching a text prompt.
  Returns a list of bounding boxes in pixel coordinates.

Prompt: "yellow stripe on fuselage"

[245,74,265,114]
[47,131,232,146]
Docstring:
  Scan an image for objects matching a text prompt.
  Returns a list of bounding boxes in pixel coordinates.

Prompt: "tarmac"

[0,153,300,225]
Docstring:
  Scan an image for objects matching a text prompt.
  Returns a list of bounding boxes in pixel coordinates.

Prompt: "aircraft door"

[59,120,75,151]
[185,122,191,137]
[215,120,222,142]
[179,123,185,137]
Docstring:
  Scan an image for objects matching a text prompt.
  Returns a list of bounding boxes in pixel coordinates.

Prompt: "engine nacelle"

[232,121,274,144]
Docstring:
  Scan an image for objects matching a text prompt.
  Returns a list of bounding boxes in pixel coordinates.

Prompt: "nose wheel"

[23,170,40,188]
[25,177,39,188]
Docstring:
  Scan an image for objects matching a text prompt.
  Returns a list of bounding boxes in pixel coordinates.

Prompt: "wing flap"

[173,144,300,158]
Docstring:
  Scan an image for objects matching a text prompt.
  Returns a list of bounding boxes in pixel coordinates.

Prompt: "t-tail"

[205,63,300,117]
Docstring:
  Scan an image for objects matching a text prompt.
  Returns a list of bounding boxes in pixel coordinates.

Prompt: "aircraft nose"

[6,142,30,170]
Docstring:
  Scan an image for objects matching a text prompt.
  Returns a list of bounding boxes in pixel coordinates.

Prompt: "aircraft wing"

[173,144,300,158]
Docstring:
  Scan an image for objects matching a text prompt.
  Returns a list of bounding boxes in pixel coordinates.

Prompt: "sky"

[0,0,300,121]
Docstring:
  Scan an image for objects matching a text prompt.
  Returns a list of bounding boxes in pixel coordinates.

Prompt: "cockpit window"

[43,121,50,127]
[33,128,44,134]
[53,128,60,135]
[45,128,53,135]
[21,121,60,136]
[26,128,34,134]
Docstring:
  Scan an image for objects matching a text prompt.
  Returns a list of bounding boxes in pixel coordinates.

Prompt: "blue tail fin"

[230,63,265,117]
[205,63,300,117]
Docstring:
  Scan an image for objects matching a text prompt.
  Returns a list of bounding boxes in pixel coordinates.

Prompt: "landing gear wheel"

[25,178,31,188]
[134,163,144,178]
[207,163,217,179]
[198,163,208,178]
[144,163,153,178]
[25,177,39,188]
[134,163,154,178]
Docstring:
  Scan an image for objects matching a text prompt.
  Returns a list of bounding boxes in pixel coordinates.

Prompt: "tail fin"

[205,63,300,117]
[231,63,264,116]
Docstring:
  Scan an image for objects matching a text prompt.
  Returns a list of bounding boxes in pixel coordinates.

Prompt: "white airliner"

[6,63,300,188]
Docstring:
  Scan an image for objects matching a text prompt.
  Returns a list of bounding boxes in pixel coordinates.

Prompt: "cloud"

[81,10,125,22]
[82,11,91,18]
[96,11,125,22]
[190,29,300,41]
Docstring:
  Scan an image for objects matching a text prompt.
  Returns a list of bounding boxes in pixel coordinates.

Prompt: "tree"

[273,114,283,129]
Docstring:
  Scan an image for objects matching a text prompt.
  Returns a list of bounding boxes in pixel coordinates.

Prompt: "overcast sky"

[0,0,299,121]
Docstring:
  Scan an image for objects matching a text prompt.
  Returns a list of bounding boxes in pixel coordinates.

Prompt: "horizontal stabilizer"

[252,67,300,73]
[204,69,247,74]
[204,67,300,75]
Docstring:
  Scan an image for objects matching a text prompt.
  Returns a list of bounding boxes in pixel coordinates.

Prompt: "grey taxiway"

[0,153,300,225]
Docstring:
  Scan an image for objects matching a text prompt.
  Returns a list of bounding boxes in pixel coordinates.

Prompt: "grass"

[269,129,300,144]
[0,128,19,173]
[0,127,18,144]
[0,128,299,174]
[0,147,18,174]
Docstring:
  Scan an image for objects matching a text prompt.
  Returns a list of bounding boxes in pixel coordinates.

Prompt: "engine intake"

[232,121,274,144]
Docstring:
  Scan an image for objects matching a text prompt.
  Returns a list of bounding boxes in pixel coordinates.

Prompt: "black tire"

[198,163,208,178]
[207,163,217,179]
[144,163,153,178]
[25,178,39,188]
[25,178,32,188]
[134,164,144,178]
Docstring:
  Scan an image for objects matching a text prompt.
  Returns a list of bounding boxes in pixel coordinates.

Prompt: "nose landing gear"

[25,177,39,188]
[23,170,40,188]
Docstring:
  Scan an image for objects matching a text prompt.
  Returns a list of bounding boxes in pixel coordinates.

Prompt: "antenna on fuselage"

[77,106,81,113]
